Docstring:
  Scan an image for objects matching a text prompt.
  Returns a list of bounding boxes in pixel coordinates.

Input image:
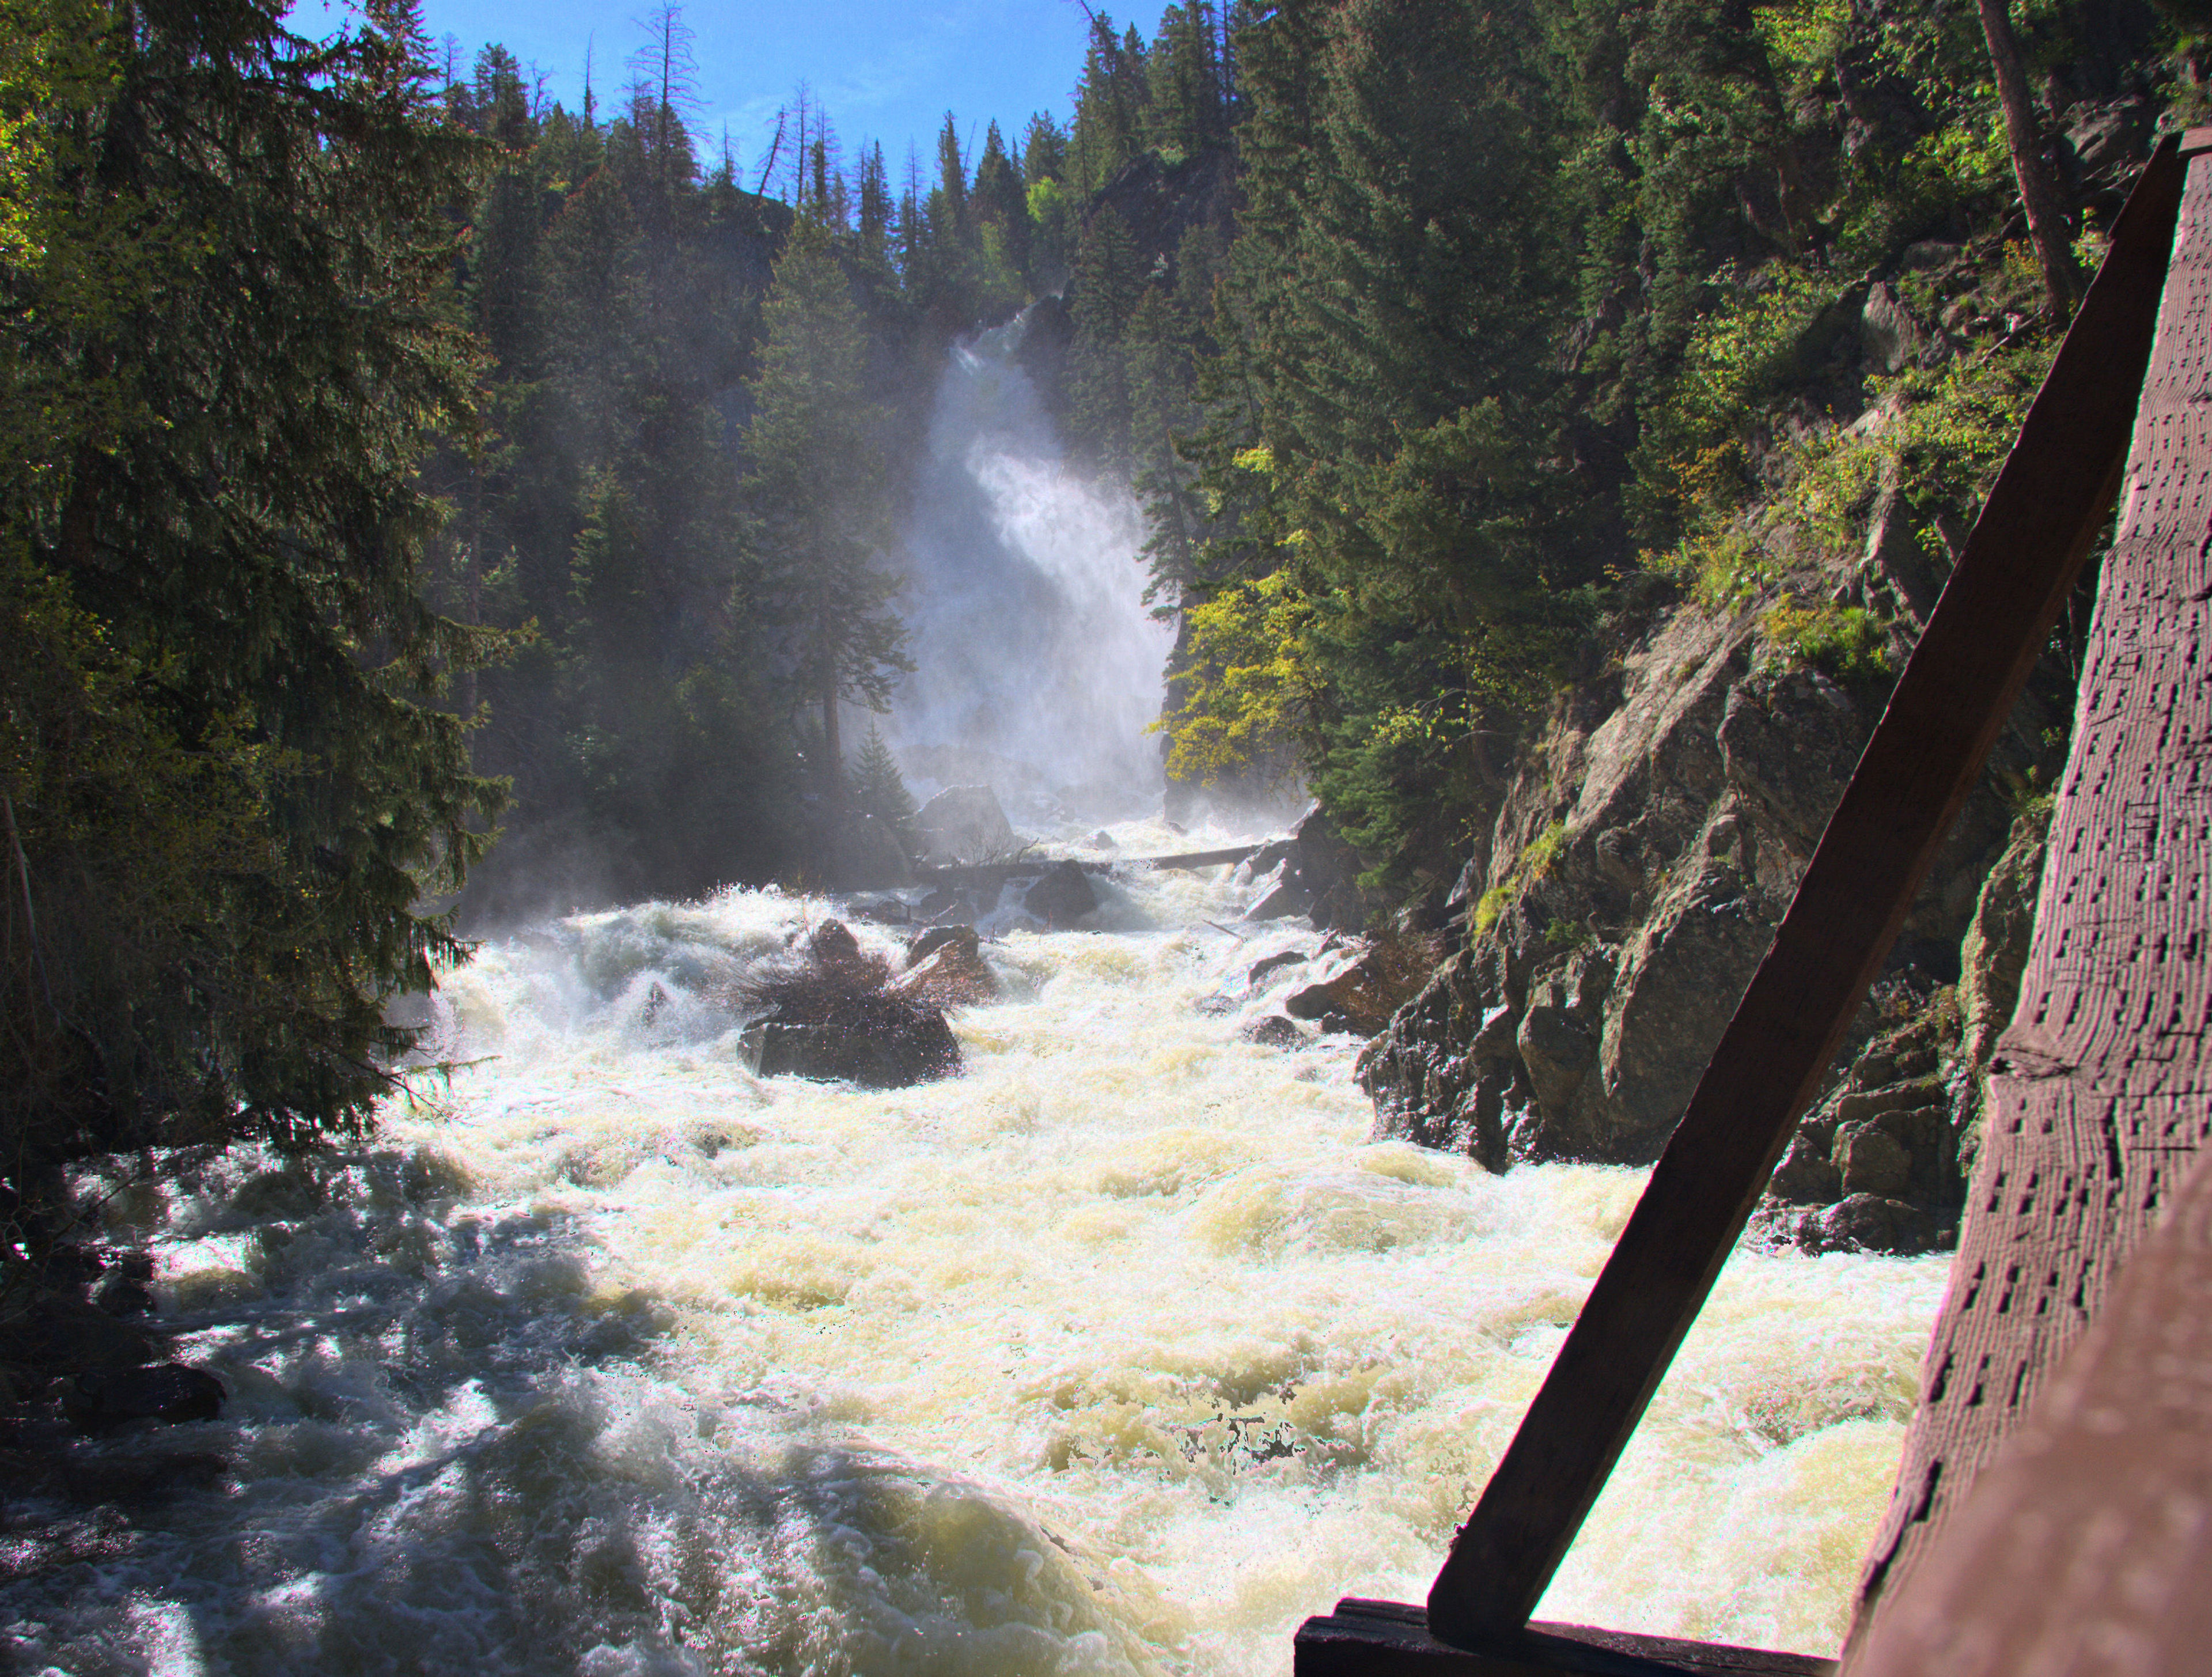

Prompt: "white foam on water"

[888,311,1177,822]
[5,855,1949,1675]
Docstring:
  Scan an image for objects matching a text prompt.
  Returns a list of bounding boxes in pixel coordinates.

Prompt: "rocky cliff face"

[1359,590,2047,1246]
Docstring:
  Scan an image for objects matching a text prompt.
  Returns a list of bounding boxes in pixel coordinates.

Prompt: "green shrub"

[1763,595,1895,682]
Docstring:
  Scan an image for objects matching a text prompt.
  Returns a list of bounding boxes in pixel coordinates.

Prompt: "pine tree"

[1070,16,1148,192]
[1,0,507,1179]
[848,723,917,851]
[1070,205,1146,468]
[972,120,1029,287]
[741,225,908,812]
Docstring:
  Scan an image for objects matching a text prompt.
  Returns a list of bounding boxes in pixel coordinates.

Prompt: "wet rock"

[1835,1122,1914,1199]
[1247,949,1306,989]
[1517,1005,1596,1118]
[1241,1014,1307,1048]
[65,1364,225,1434]
[1791,1194,1948,1256]
[1753,1000,1965,1250]
[906,925,974,966]
[1768,1125,1843,1205]
[1239,807,1371,931]
[895,926,999,1006]
[913,784,1017,865]
[1285,945,1424,1038]
[805,919,863,967]
[1245,880,1313,922]
[0,1301,154,1376]
[1022,860,1099,926]
[740,1010,960,1087]
[739,925,964,1087]
[94,1256,155,1319]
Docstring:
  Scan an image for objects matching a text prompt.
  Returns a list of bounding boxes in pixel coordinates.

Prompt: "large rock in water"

[913,785,1017,865]
[1240,804,1373,930]
[740,1005,959,1087]
[738,919,962,1086]
[1022,860,1099,926]
[1284,943,1425,1036]
[66,1364,226,1433]
[896,926,999,1005]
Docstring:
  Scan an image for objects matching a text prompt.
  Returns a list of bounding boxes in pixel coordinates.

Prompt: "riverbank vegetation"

[3,0,2202,1241]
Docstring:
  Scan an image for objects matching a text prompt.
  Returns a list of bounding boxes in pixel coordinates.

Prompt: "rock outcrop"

[1240,805,1371,931]
[1360,599,2041,1215]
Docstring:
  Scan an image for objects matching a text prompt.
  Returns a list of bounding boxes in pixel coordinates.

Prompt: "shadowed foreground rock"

[65,1364,225,1433]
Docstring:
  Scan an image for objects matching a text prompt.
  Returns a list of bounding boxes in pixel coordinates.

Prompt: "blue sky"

[291,0,1169,188]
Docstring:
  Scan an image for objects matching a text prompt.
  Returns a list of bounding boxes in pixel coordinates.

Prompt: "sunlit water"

[8,829,1948,1676]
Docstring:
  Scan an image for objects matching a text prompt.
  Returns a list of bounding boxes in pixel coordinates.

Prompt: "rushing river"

[8,832,1949,1677]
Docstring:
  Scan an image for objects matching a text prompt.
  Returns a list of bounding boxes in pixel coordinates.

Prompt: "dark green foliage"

[1070,205,1147,468]
[1126,0,2181,892]
[1,0,507,1197]
[743,224,908,809]
[849,723,918,849]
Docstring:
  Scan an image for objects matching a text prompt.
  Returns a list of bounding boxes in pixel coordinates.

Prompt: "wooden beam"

[1841,1149,2212,1675]
[1297,1600,1832,1677]
[1839,130,2212,1661]
[1414,135,2187,1650]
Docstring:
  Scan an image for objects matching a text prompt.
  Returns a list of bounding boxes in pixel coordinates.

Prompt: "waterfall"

[885,309,1176,826]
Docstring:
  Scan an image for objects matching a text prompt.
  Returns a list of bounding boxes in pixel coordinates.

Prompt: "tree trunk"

[1977,0,2081,313]
[821,672,844,814]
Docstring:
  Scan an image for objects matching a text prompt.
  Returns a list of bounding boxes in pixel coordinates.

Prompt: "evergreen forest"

[3,0,2205,1220]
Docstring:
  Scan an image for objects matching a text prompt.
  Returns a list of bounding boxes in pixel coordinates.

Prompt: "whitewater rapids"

[10,828,1948,1675]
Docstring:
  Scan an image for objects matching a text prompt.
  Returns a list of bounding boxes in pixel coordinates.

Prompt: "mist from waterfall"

[885,309,1176,826]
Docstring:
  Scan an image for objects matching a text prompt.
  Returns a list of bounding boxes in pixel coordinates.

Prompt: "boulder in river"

[1241,1014,1308,1048]
[738,921,963,1087]
[1283,941,1427,1037]
[1022,860,1099,926]
[896,926,999,1005]
[1238,805,1369,929]
[913,785,1017,865]
[740,1011,959,1087]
